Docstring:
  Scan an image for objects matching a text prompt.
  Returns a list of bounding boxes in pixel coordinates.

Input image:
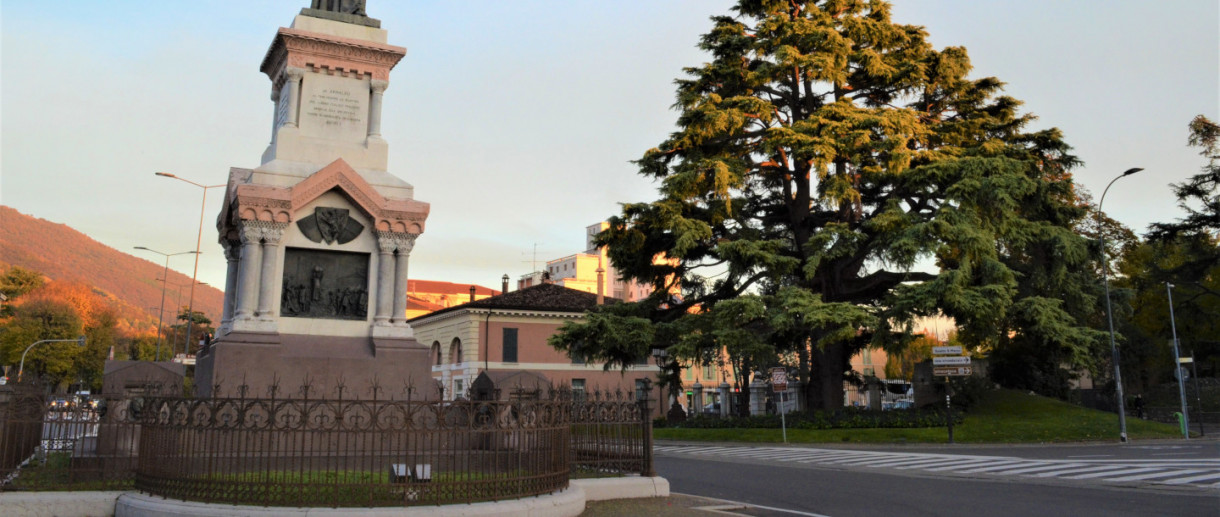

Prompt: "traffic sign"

[1179,357,1193,364]
[933,356,970,366]
[933,366,973,376]
[770,367,788,392]
[932,346,963,355]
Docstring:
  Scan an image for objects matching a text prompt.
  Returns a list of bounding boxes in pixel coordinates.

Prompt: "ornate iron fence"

[134,391,571,507]
[0,382,143,490]
[1,380,655,507]
[568,388,651,478]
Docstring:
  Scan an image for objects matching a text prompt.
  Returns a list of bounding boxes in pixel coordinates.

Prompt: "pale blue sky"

[2,1,1216,291]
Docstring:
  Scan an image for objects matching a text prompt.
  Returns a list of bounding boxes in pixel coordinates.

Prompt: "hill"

[0,206,224,326]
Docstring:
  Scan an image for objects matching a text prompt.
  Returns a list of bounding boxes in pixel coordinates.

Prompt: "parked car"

[702,402,721,415]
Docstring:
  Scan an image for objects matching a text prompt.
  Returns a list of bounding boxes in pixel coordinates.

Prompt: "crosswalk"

[654,445,1220,489]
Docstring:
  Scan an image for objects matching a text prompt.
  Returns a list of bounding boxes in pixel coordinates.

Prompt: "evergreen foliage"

[551,0,1103,407]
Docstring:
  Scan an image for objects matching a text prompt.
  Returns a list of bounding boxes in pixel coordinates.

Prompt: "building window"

[450,338,462,365]
[684,364,694,380]
[635,379,648,402]
[571,351,585,365]
[862,348,873,365]
[431,342,441,366]
[502,328,518,363]
[453,379,464,399]
[572,378,586,401]
[702,364,714,380]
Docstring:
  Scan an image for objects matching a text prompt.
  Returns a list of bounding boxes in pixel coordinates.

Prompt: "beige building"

[518,222,663,303]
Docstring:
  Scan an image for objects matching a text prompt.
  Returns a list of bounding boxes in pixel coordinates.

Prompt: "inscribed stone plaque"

[299,73,369,143]
[281,248,369,320]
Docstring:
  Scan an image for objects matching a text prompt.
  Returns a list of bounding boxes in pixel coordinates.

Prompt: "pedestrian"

[1134,394,1145,419]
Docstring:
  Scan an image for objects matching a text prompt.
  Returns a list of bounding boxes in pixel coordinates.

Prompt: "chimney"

[595,262,605,305]
[501,274,509,294]
[469,286,476,302]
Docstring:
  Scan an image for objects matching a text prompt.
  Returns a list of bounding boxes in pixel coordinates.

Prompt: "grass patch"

[654,389,1187,444]
[7,452,133,491]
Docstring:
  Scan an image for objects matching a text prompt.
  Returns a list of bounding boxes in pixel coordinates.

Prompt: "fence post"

[640,379,655,477]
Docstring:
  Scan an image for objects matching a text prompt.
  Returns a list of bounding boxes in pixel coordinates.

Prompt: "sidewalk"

[581,493,783,516]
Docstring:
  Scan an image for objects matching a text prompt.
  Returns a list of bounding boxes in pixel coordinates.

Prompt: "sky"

[2,1,1217,293]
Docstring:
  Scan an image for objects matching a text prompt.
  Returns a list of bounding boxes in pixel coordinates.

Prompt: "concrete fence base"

[0,476,670,517]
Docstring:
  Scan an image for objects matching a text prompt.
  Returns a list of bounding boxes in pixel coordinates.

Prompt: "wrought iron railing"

[0,383,143,490]
[0,379,655,507]
[568,389,651,478]
[134,393,570,507]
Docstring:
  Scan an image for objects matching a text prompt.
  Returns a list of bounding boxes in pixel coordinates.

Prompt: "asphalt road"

[655,444,1220,517]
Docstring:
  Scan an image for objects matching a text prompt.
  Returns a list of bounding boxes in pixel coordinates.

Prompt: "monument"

[195,1,431,397]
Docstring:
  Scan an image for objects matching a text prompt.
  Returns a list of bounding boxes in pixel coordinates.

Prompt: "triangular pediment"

[289,159,388,220]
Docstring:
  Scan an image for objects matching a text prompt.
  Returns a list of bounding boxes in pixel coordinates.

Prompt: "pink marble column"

[391,234,415,326]
[255,223,286,319]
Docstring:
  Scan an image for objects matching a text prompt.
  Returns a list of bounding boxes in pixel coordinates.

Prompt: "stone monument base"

[195,332,432,399]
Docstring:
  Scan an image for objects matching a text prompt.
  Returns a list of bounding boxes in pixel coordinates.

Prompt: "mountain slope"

[0,206,224,324]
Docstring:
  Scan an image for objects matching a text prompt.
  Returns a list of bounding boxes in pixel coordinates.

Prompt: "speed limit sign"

[770,367,788,392]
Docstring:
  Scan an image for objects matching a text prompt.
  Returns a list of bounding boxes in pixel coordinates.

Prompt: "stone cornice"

[409,307,588,328]
[225,159,429,234]
[262,27,406,90]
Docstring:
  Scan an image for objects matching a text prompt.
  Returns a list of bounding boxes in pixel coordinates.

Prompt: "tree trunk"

[807,342,847,410]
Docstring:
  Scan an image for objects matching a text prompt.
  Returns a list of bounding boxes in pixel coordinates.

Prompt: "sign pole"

[770,367,789,444]
[945,376,954,444]
[1189,353,1203,436]
[780,389,788,443]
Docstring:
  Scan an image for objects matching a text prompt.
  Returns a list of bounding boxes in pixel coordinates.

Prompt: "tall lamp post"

[156,172,224,358]
[158,278,207,360]
[1099,167,1142,443]
[135,247,198,361]
[1166,283,1189,439]
[18,336,86,382]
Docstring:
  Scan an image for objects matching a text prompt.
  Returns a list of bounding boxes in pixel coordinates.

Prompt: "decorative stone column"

[749,374,767,416]
[283,67,304,128]
[374,232,396,326]
[391,234,415,326]
[234,223,263,320]
[368,79,388,138]
[255,223,287,319]
[220,240,240,327]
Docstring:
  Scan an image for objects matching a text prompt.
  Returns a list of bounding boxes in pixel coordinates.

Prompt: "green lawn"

[654,389,1187,444]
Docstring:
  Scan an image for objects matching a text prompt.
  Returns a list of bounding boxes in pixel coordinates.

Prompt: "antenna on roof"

[521,243,547,272]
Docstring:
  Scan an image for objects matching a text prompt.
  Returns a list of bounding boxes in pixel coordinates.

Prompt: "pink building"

[408,283,662,415]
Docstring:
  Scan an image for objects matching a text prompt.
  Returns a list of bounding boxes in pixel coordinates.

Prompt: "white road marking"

[656,444,1220,489]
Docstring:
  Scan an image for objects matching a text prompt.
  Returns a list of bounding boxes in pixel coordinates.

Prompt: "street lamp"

[156,172,224,358]
[135,247,198,361]
[18,336,86,382]
[1098,167,1142,443]
[158,277,207,360]
[1166,283,1189,439]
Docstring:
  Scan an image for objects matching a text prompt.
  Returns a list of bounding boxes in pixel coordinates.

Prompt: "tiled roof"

[408,283,617,321]
[406,279,500,297]
[407,294,444,312]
